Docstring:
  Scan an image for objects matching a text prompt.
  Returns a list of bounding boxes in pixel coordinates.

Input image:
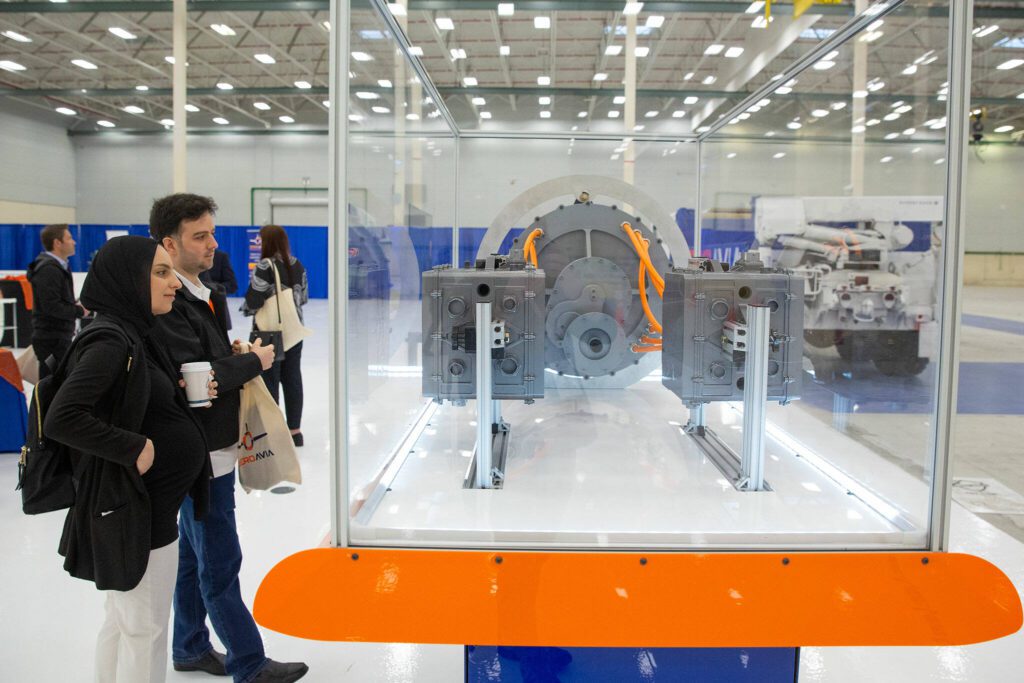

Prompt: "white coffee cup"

[180,361,213,408]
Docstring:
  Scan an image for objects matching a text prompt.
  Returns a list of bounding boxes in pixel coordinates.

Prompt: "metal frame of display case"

[328,0,970,553]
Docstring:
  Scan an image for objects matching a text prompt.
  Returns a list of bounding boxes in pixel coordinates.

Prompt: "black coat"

[27,252,83,342]
[153,282,264,452]
[199,250,238,331]
[45,317,211,591]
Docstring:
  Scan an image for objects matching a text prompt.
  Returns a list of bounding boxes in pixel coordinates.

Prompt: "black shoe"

[173,649,228,676]
[291,432,304,447]
[251,659,309,683]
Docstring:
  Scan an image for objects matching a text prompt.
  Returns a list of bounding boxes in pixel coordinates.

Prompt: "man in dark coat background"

[26,223,86,378]
[199,248,238,333]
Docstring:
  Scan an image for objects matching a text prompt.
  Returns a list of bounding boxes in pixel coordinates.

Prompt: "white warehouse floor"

[1,288,1023,682]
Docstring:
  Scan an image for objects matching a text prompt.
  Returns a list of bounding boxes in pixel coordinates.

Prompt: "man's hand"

[251,337,276,370]
[136,439,155,475]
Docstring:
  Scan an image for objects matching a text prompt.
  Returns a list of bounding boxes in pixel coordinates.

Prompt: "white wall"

[0,110,77,222]
[73,133,330,225]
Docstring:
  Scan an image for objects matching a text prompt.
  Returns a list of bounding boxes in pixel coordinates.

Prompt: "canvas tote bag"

[253,258,312,352]
[236,376,302,493]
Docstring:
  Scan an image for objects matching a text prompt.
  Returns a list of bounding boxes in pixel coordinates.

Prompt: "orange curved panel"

[254,548,1021,647]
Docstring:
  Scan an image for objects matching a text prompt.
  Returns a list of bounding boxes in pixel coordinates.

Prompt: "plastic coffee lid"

[180,361,212,372]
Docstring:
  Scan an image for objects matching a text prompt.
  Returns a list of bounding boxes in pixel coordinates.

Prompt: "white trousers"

[94,540,178,683]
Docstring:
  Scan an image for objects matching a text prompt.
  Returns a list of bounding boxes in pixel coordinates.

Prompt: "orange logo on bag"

[238,423,268,452]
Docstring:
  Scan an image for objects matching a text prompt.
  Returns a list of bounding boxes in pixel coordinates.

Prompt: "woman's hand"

[136,439,155,475]
[178,370,218,404]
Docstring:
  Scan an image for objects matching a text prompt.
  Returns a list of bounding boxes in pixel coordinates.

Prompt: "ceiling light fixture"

[811,109,829,118]
[684,96,699,104]
[472,96,486,105]
[210,24,236,36]
[108,27,137,40]
[646,16,665,28]
[463,76,478,86]
[578,111,587,118]
[2,30,32,43]
[539,96,551,105]
[71,59,98,70]
[279,115,294,123]
[997,59,1024,70]
[608,110,620,118]
[645,110,658,118]
[409,46,424,56]
[372,106,390,114]
[622,3,644,16]
[975,25,999,38]
[498,3,515,17]
[534,16,551,29]
[683,72,694,81]
[160,118,174,126]
[704,44,724,56]
[254,102,271,110]
[55,107,76,116]
[725,46,744,58]
[123,105,144,114]
[212,117,229,125]
[540,111,551,118]
[216,82,233,90]
[593,72,608,81]
[97,120,115,128]
[672,110,685,118]
[436,17,454,30]
[537,75,550,85]
[136,84,149,91]
[702,75,716,85]
[480,111,492,119]
[773,152,786,158]
[500,45,510,56]
[185,104,199,112]
[351,51,373,61]
[450,48,466,60]
[387,3,406,16]
[635,46,650,57]
[254,53,276,64]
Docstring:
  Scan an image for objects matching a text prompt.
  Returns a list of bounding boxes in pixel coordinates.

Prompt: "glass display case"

[335,0,962,552]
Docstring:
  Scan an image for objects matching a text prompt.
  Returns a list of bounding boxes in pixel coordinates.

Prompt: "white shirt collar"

[175,270,210,302]
[45,251,68,270]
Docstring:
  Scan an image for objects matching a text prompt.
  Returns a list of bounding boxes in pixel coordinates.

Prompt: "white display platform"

[349,379,928,549]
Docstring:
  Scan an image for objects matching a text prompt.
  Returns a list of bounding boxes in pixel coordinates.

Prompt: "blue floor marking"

[962,314,1024,337]
[801,363,1024,415]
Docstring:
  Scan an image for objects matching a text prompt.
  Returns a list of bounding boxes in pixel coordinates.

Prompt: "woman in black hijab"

[45,236,213,683]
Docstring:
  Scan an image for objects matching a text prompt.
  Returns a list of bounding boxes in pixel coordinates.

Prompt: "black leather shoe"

[173,649,228,676]
[291,432,304,447]
[251,659,309,682]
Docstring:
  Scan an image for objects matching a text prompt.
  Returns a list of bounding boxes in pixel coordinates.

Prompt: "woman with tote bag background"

[242,225,309,447]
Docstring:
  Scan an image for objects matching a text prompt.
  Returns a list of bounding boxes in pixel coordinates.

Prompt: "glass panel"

[346,4,458,517]
[344,0,955,551]
[698,0,951,546]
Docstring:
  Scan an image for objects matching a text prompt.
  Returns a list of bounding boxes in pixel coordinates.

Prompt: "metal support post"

[492,399,502,428]
[739,305,770,491]
[474,302,493,489]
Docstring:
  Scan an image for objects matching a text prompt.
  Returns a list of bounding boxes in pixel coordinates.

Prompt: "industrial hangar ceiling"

[0,1,1021,141]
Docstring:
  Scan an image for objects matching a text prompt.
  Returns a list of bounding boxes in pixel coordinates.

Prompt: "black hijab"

[80,235,159,335]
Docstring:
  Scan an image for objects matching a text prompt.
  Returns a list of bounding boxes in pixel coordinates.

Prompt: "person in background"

[242,224,308,447]
[26,223,86,378]
[149,194,307,683]
[45,236,213,683]
[200,249,238,333]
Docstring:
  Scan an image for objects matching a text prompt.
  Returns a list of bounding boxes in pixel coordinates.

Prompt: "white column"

[623,12,637,190]
[850,0,868,195]
[475,302,493,489]
[172,0,187,192]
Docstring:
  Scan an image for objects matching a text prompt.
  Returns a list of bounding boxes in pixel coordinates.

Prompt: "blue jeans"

[172,470,268,683]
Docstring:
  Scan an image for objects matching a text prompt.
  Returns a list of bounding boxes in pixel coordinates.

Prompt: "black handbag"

[17,323,132,515]
[250,329,285,362]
